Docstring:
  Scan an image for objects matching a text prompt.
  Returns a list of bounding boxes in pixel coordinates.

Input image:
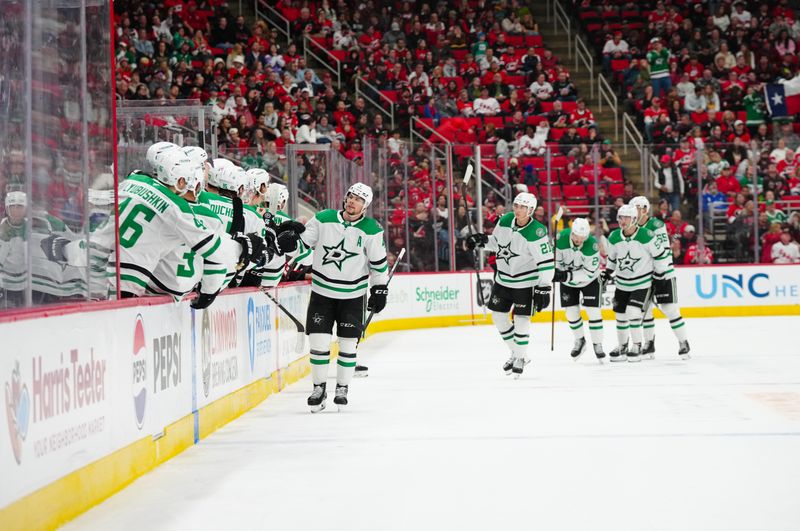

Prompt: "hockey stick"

[262,289,305,333]
[359,247,406,343]
[460,163,487,316]
[550,206,564,352]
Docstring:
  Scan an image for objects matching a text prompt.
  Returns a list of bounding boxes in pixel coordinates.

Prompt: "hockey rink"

[63,316,800,531]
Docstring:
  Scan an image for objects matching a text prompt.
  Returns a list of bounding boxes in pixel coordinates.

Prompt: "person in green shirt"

[471,32,488,60]
[743,85,766,128]
[765,200,788,224]
[646,38,672,98]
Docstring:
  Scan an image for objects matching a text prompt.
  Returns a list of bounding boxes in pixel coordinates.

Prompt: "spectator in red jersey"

[760,222,784,263]
[716,166,741,197]
[666,209,688,237]
[726,193,748,223]
[569,99,595,127]
[644,98,667,142]
[684,237,714,264]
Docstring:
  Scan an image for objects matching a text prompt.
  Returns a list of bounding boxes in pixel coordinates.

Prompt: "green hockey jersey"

[301,209,388,299]
[486,212,555,289]
[606,226,672,292]
[555,229,600,288]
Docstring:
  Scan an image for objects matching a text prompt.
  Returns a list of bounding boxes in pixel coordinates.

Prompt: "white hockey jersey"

[486,212,555,289]
[639,216,675,281]
[301,209,388,299]
[117,174,225,296]
[606,226,671,292]
[555,229,600,288]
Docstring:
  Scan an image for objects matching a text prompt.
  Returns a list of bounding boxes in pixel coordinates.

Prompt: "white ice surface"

[63,317,800,531]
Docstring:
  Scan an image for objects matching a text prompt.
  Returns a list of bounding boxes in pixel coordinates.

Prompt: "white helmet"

[208,162,241,192]
[246,168,270,197]
[208,158,235,187]
[617,204,638,225]
[146,141,179,173]
[629,196,651,213]
[571,217,591,238]
[266,182,289,210]
[346,182,373,209]
[5,191,27,208]
[183,146,208,168]
[157,151,194,193]
[513,191,537,215]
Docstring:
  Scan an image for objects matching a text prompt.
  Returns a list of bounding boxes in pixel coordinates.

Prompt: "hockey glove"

[533,286,551,312]
[191,290,219,310]
[553,269,570,283]
[276,230,300,254]
[600,269,614,284]
[465,233,489,250]
[367,285,389,314]
[234,233,268,269]
[40,234,71,263]
[276,220,305,235]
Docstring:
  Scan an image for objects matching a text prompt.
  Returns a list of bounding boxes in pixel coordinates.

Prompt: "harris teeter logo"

[322,239,358,271]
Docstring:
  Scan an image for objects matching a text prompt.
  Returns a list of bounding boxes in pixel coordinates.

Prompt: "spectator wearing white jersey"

[473,87,501,116]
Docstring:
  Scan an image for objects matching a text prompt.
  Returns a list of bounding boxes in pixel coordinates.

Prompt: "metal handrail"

[355,76,395,130]
[254,0,290,43]
[574,34,594,99]
[622,112,642,154]
[597,74,618,140]
[553,0,571,56]
[303,34,341,87]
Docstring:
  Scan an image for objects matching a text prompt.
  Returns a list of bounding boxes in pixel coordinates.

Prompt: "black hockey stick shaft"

[550,207,564,352]
[262,289,305,333]
[361,247,406,337]
[460,164,486,309]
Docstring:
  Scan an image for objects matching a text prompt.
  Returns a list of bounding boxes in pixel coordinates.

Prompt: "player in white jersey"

[300,182,389,412]
[629,196,690,359]
[117,150,236,309]
[553,218,605,362]
[466,192,555,378]
[602,204,687,362]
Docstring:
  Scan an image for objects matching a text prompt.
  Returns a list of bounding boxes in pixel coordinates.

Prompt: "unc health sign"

[677,265,800,307]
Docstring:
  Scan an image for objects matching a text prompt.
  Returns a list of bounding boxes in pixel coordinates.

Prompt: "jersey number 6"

[119,204,156,249]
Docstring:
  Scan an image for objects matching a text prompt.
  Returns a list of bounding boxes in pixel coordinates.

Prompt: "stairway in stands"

[530,2,644,194]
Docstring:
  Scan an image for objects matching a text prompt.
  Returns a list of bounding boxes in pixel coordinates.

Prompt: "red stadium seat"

[564,184,586,199]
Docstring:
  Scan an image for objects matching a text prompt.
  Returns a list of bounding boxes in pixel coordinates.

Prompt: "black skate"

[593,343,606,364]
[512,357,526,379]
[678,340,691,360]
[307,383,327,413]
[642,339,655,360]
[627,343,642,363]
[354,364,369,378]
[570,337,587,361]
[503,357,514,375]
[609,344,628,362]
[333,384,349,410]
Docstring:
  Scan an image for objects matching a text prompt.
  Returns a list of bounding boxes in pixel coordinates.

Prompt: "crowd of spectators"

[576,0,800,262]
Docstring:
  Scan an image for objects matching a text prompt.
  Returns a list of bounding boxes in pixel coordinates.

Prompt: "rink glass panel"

[0,0,115,310]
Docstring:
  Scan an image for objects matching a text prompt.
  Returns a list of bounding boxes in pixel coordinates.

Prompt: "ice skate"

[512,357,526,379]
[333,384,349,411]
[609,344,628,362]
[627,343,642,363]
[570,337,587,361]
[354,364,369,377]
[642,339,655,360]
[678,340,691,360]
[593,343,606,364]
[307,383,327,413]
[503,357,514,375]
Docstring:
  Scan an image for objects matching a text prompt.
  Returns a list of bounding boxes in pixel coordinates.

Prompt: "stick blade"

[462,163,474,185]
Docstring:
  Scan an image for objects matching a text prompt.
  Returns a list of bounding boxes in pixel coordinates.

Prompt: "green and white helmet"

[146,142,179,173]
[5,191,26,208]
[157,151,194,194]
[208,162,241,192]
[208,158,236,189]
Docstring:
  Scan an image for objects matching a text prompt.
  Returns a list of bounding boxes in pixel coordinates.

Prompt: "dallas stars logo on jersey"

[495,242,520,265]
[322,239,359,271]
[617,251,641,273]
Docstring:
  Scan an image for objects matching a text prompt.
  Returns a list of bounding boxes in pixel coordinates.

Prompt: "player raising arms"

[629,196,690,359]
[466,192,555,378]
[300,183,389,412]
[553,217,605,362]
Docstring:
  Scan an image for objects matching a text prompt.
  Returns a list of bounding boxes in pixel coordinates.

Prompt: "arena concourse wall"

[1,265,798,530]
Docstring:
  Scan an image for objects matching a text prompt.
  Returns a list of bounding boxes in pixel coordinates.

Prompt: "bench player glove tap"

[553,269,570,283]
[465,233,488,250]
[40,234,71,263]
[276,230,300,253]
[368,285,389,314]
[533,286,551,312]
[234,233,268,270]
[600,268,614,284]
[276,220,305,235]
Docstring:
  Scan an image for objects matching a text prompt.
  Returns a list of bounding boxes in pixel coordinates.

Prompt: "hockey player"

[117,150,239,309]
[629,196,690,359]
[300,182,389,412]
[466,192,555,378]
[602,204,686,362]
[553,217,605,362]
